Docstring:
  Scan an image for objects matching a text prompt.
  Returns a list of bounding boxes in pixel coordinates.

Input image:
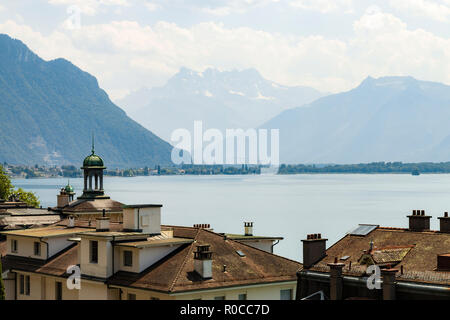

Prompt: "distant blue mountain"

[0,34,172,167]
[116,67,325,141]
[262,76,450,163]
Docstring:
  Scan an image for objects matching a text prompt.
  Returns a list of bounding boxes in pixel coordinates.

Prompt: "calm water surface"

[12,174,450,261]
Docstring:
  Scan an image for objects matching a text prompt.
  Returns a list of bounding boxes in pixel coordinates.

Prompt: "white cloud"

[389,0,450,22]
[289,0,354,13]
[1,7,450,101]
[48,0,129,15]
[144,2,160,12]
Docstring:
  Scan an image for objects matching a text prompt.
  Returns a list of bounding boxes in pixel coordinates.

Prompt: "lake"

[12,174,450,262]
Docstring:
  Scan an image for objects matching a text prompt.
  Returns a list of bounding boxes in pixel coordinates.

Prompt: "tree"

[0,260,5,300]
[0,165,40,207]
[0,165,13,200]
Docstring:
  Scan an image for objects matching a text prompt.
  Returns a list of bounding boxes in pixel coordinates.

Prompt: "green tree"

[0,260,5,300]
[0,165,13,200]
[12,188,40,208]
[0,165,40,207]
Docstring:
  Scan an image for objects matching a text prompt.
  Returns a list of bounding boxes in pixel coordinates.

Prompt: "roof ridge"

[196,227,302,266]
[168,228,200,292]
[225,234,302,266]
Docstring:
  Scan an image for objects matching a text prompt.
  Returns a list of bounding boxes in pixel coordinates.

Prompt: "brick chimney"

[244,222,253,236]
[194,244,213,279]
[327,258,345,300]
[302,234,327,268]
[407,209,431,231]
[57,188,70,208]
[438,212,450,233]
[381,268,398,300]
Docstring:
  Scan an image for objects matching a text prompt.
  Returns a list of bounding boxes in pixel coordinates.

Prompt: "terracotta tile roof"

[107,227,301,293]
[309,227,450,285]
[2,225,301,292]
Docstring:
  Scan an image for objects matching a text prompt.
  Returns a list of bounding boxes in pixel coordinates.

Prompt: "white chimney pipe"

[67,216,75,228]
[194,244,213,279]
[244,222,253,236]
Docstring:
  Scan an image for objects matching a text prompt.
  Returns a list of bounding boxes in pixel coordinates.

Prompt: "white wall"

[123,207,161,234]
[137,245,181,273]
[80,238,113,279]
[6,235,76,260]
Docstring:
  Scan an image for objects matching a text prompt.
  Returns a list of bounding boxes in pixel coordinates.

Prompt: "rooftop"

[1,225,94,238]
[308,226,450,285]
[2,225,302,293]
[107,226,301,293]
[224,233,283,241]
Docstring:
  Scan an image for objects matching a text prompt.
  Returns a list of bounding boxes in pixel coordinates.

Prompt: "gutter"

[301,270,450,297]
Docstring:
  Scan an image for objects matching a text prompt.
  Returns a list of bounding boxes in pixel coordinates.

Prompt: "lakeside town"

[0,147,449,301]
[8,161,450,179]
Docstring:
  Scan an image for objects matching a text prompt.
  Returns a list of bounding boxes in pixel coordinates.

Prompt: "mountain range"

[0,34,172,168]
[116,67,325,141]
[262,76,450,163]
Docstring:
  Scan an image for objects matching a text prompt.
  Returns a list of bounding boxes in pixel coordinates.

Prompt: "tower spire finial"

[91,133,95,155]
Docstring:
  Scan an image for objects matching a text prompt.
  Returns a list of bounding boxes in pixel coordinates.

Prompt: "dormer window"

[34,242,41,256]
[11,239,18,253]
[124,250,133,267]
[90,240,98,264]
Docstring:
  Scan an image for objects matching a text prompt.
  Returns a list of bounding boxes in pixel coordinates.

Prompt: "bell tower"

[78,137,110,200]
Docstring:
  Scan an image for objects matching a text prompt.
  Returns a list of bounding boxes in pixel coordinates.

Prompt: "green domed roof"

[64,183,74,193]
[82,136,105,168]
[83,153,104,167]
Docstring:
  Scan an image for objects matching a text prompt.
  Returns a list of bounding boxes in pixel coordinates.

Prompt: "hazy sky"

[1,0,450,100]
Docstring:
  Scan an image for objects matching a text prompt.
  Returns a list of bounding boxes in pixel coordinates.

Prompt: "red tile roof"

[309,227,450,285]
[107,227,301,293]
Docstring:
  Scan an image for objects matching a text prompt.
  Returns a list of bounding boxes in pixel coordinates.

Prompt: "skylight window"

[236,250,246,257]
[348,224,378,236]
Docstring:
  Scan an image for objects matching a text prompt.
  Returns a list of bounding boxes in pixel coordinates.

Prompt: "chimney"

[327,259,345,300]
[193,224,211,230]
[194,244,213,279]
[302,234,327,268]
[123,204,162,235]
[67,215,75,228]
[57,189,70,208]
[407,209,431,231]
[244,222,253,236]
[96,209,110,232]
[381,268,398,300]
[438,212,450,233]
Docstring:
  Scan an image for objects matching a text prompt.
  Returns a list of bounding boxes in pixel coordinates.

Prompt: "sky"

[1,0,450,101]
